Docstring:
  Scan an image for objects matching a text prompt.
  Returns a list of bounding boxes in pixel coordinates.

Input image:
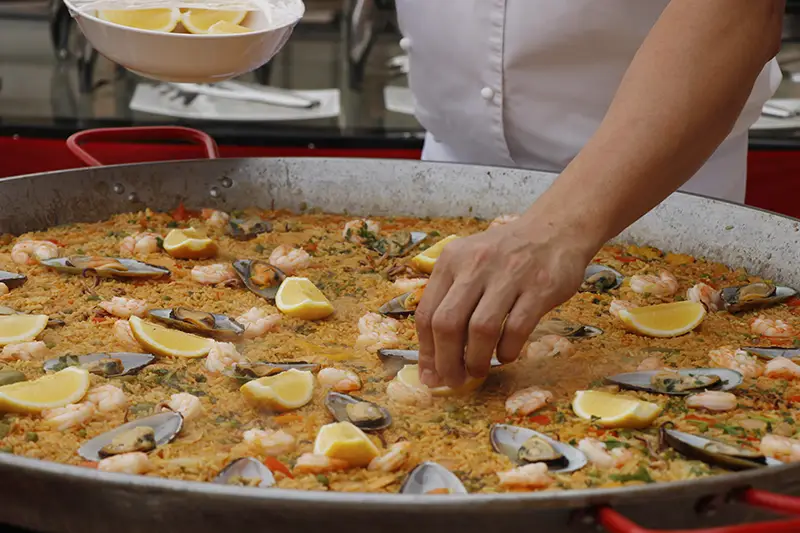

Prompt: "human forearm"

[524,0,783,255]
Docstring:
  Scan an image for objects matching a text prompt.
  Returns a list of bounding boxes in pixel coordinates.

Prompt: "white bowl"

[64,0,304,83]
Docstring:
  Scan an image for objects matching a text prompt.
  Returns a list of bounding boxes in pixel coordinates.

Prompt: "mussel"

[490,424,587,473]
[742,347,800,361]
[227,217,272,241]
[378,290,424,318]
[149,308,244,341]
[529,318,603,342]
[232,259,286,302]
[660,428,781,471]
[606,368,742,396]
[226,361,321,382]
[43,353,155,377]
[325,392,392,431]
[378,349,503,371]
[79,412,183,461]
[580,264,624,293]
[399,462,468,495]
[0,271,26,291]
[213,457,276,488]
[0,369,25,386]
[40,256,170,279]
[720,282,797,314]
[367,231,428,258]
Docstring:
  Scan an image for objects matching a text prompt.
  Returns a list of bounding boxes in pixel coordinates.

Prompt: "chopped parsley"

[609,466,653,483]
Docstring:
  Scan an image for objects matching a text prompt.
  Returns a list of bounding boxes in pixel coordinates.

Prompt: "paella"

[0,205,799,494]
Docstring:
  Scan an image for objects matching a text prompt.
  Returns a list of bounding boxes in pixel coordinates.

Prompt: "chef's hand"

[415,216,597,388]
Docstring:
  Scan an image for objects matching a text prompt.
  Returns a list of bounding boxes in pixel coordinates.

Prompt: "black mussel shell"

[720,283,797,313]
[0,369,25,386]
[232,259,287,302]
[490,424,587,474]
[43,353,155,377]
[325,391,392,431]
[228,218,272,241]
[367,231,428,258]
[378,289,424,318]
[660,428,780,471]
[227,361,321,382]
[606,368,742,396]
[399,462,468,495]
[580,264,624,293]
[99,426,156,457]
[79,412,183,461]
[0,271,26,291]
[148,308,244,341]
[742,347,800,361]
[529,318,603,342]
[213,457,276,488]
[40,256,170,279]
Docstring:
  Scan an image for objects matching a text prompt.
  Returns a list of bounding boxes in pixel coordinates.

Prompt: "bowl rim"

[63,0,304,38]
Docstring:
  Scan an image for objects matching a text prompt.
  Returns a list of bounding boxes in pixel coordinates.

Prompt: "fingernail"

[421,369,437,387]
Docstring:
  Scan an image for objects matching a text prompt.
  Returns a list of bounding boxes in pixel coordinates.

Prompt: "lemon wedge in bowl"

[181,9,247,34]
[208,20,253,34]
[275,277,335,320]
[618,301,706,338]
[410,235,459,274]
[314,421,380,467]
[0,314,49,346]
[129,316,213,358]
[163,227,218,260]
[572,390,662,429]
[240,368,315,412]
[396,364,485,397]
[98,8,181,32]
[0,367,90,414]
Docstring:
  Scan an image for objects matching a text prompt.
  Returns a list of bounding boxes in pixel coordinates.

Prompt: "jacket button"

[399,37,412,51]
[480,87,495,101]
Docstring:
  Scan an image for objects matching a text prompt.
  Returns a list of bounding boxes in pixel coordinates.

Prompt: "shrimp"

[0,341,49,362]
[708,346,763,379]
[489,214,520,229]
[355,312,401,353]
[685,391,737,412]
[392,278,428,293]
[609,299,638,320]
[343,219,381,244]
[686,283,723,312]
[204,341,246,374]
[577,438,636,469]
[386,380,433,407]
[41,402,95,431]
[293,453,350,474]
[760,434,800,463]
[505,386,553,416]
[86,385,128,413]
[190,264,238,286]
[243,428,296,456]
[201,209,230,230]
[98,297,150,319]
[11,240,59,266]
[637,356,665,371]
[162,393,203,422]
[318,367,362,392]
[268,245,311,275]
[368,441,411,472]
[235,307,280,339]
[764,358,800,380]
[119,232,161,256]
[629,270,679,298]
[524,335,574,360]
[113,319,141,351]
[497,462,553,489]
[97,452,153,475]
[751,316,794,338]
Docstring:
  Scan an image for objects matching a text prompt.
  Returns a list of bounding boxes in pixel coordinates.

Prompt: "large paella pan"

[1,157,800,533]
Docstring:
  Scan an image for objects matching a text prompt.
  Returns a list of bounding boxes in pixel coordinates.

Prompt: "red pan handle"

[598,489,800,533]
[66,126,220,167]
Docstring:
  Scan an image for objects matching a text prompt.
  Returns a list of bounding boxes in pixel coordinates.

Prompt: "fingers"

[464,284,520,379]
[415,269,454,387]
[496,292,545,364]
[431,278,484,387]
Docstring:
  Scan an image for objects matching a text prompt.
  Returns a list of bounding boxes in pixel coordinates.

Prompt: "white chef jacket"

[395,0,782,203]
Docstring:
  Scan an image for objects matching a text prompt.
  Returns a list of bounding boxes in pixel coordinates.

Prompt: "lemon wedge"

[163,227,217,260]
[396,364,485,397]
[410,235,459,274]
[572,390,662,429]
[181,9,247,34]
[208,20,253,34]
[313,421,380,467]
[618,301,706,338]
[128,316,213,358]
[240,368,315,412]
[98,8,181,32]
[0,314,49,346]
[275,277,335,320]
[0,367,90,414]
